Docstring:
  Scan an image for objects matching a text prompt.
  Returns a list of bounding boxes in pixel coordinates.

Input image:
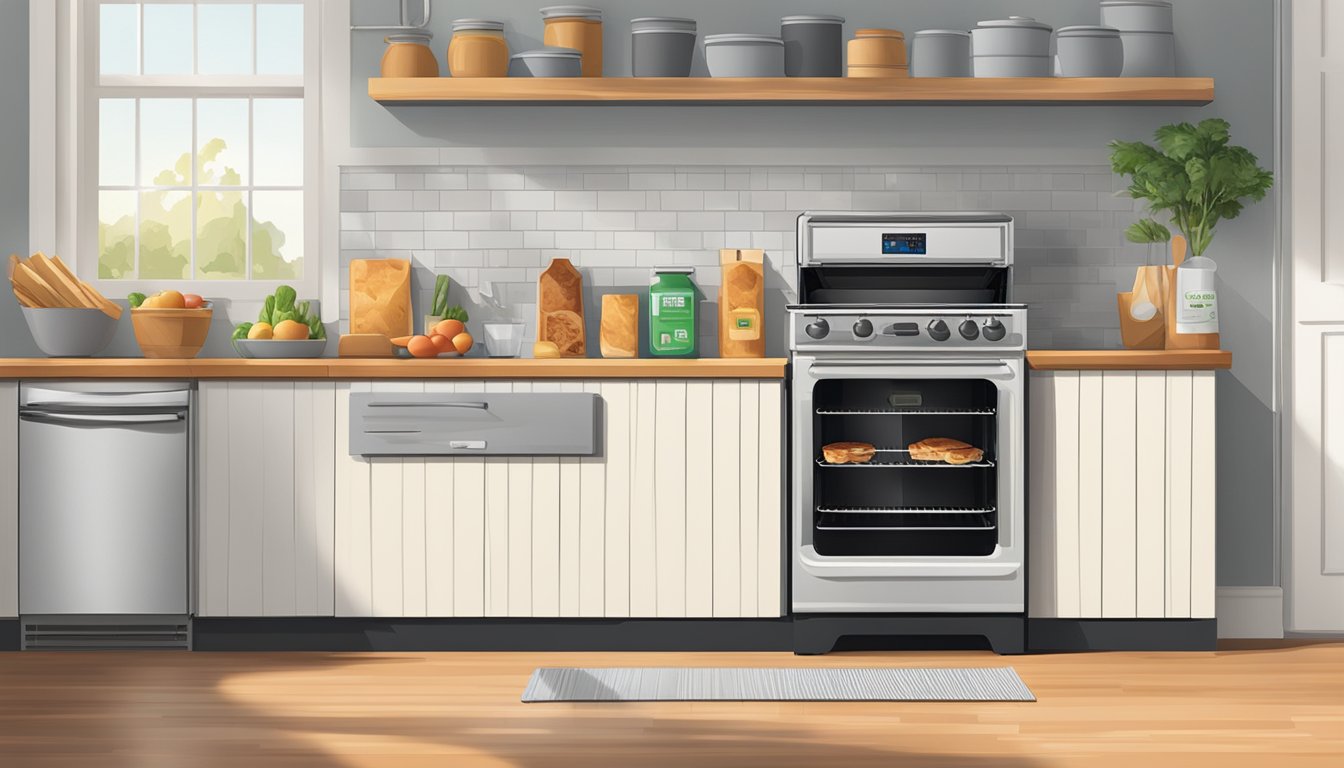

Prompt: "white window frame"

[31,0,322,302]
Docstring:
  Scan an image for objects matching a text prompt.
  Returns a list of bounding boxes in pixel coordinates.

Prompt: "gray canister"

[1055,25,1123,77]
[631,16,697,77]
[781,14,846,77]
[910,29,971,77]
[509,47,583,77]
[704,34,785,77]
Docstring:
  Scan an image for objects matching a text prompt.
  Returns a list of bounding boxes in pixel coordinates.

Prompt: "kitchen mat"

[521,667,1035,702]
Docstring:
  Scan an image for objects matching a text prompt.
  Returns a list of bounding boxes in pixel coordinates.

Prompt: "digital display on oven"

[882,233,927,255]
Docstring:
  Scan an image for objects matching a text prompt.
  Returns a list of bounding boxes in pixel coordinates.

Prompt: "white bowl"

[21,307,119,357]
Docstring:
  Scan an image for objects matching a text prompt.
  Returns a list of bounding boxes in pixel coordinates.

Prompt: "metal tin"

[971,16,1052,57]
[910,29,971,77]
[631,17,697,77]
[781,14,846,77]
[704,34,785,77]
[1055,26,1123,77]
[1100,0,1174,33]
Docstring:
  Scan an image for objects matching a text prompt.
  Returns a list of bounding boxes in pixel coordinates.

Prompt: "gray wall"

[349,0,1279,588]
[0,0,36,357]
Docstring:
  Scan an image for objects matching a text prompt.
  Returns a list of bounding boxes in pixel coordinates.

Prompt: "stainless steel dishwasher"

[18,382,191,649]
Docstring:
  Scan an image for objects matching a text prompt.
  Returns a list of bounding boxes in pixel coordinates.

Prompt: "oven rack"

[816,448,994,469]
[814,407,997,416]
[816,505,998,515]
[814,507,997,531]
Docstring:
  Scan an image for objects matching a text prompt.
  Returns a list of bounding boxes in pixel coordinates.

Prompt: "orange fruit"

[390,336,413,348]
[273,320,310,340]
[431,334,453,353]
[433,319,465,339]
[451,332,474,355]
[406,335,437,359]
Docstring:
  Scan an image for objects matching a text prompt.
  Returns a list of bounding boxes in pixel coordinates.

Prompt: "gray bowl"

[21,306,119,357]
[232,338,328,359]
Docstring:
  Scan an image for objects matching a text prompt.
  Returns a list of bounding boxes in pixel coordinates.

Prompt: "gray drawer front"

[350,392,601,456]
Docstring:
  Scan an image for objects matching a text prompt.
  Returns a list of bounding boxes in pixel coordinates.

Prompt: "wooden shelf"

[1027,350,1232,371]
[368,76,1214,106]
[0,357,789,380]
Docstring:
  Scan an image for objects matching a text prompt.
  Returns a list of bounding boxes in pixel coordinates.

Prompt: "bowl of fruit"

[128,290,213,359]
[231,286,327,358]
[393,318,474,358]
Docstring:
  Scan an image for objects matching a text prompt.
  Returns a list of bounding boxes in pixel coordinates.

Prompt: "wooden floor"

[0,643,1340,767]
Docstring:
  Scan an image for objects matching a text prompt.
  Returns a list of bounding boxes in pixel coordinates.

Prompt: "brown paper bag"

[349,259,412,339]
[538,258,586,357]
[600,294,639,358]
[1118,265,1167,349]
[718,249,766,358]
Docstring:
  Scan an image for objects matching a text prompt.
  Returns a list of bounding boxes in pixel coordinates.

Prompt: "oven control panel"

[790,309,1027,352]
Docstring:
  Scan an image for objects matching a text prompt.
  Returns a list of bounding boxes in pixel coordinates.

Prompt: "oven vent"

[20,617,190,650]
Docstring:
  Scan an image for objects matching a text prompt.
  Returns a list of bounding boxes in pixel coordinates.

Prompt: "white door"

[1287,0,1344,632]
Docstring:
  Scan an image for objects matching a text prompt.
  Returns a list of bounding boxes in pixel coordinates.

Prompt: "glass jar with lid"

[448,19,509,78]
[540,6,603,77]
[381,32,439,78]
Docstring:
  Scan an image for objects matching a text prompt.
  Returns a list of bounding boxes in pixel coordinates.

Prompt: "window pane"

[197,99,248,185]
[143,4,193,75]
[252,191,303,279]
[139,190,191,279]
[100,4,139,76]
[98,191,137,279]
[196,191,248,279]
[197,4,252,75]
[99,99,135,186]
[140,99,192,185]
[256,4,303,75]
[252,99,302,186]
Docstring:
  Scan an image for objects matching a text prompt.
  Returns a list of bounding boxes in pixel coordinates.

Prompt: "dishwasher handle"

[20,409,185,426]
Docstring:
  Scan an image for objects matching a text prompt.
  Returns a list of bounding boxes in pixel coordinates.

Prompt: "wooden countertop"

[0,357,789,380]
[1027,350,1232,371]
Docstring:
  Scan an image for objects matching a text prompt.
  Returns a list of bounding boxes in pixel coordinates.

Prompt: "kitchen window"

[80,0,318,297]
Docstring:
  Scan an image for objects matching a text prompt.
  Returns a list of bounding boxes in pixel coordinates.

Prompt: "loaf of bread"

[537,258,586,357]
[822,442,877,464]
[600,294,639,358]
[908,437,984,465]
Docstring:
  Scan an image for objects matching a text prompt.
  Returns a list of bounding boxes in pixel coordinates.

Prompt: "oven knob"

[926,319,951,342]
[805,318,830,340]
[959,319,980,340]
[983,318,1007,341]
[852,319,874,339]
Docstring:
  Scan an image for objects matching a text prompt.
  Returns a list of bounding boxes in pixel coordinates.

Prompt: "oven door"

[791,354,1024,613]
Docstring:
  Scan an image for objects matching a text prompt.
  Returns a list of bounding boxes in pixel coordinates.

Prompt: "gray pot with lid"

[1100,0,1174,33]
[781,14,846,77]
[1055,25,1123,77]
[972,16,1052,77]
[910,29,971,77]
[632,16,698,77]
[704,33,785,77]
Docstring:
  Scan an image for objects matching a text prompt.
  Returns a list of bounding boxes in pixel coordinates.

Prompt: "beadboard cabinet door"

[333,379,785,619]
[197,382,337,617]
[1029,370,1215,619]
[0,382,16,619]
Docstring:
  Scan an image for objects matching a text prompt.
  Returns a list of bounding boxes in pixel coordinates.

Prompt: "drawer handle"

[365,429,421,435]
[449,440,486,450]
[367,401,489,410]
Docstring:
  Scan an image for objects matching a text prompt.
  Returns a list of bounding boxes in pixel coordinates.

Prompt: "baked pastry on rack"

[908,437,985,465]
[822,442,877,464]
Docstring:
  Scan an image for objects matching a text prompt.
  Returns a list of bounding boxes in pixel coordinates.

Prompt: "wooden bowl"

[131,306,214,359]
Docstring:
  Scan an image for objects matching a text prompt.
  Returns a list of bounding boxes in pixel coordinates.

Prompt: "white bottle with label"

[1174,255,1218,334]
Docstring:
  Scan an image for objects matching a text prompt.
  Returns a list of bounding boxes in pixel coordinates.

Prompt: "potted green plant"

[1109,118,1274,335]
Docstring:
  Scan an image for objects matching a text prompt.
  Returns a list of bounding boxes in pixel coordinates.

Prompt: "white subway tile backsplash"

[341,163,1148,348]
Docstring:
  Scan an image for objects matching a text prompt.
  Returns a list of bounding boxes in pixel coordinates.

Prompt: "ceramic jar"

[704,34,785,77]
[781,14,847,77]
[971,16,1052,77]
[541,6,604,77]
[448,19,508,78]
[910,30,971,77]
[1055,25,1123,77]
[380,33,439,77]
[631,17,697,77]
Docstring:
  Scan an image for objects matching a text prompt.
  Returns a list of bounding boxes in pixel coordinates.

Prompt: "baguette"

[822,441,876,464]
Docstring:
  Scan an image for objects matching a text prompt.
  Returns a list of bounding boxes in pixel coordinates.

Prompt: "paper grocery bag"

[349,259,413,339]
[719,249,766,358]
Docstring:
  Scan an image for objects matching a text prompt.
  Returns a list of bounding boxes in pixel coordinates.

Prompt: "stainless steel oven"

[788,212,1026,651]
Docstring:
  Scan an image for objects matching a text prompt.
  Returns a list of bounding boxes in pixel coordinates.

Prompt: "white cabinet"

[0,382,15,618]
[197,382,337,617]
[333,379,785,619]
[1029,370,1215,619]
